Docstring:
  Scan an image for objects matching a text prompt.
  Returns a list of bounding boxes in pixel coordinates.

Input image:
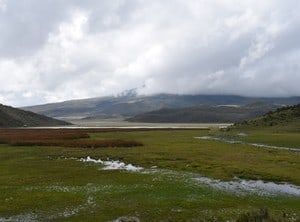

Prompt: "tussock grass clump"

[0,129,143,148]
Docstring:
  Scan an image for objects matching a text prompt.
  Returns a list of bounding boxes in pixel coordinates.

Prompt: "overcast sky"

[0,0,300,106]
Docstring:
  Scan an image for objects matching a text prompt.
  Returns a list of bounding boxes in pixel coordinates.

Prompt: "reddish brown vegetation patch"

[0,129,143,148]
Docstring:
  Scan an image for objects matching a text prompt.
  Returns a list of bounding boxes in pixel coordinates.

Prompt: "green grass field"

[0,128,299,221]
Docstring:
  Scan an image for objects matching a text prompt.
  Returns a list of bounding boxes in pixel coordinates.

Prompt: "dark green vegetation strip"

[0,128,299,221]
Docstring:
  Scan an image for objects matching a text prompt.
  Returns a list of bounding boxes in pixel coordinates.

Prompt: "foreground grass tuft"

[237,208,300,222]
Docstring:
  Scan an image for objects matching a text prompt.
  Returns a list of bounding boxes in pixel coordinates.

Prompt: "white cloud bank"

[0,0,300,106]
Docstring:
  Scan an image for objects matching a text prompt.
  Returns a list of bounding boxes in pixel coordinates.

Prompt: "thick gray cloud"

[0,0,300,106]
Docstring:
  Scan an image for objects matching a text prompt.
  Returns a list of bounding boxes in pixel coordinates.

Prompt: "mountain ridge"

[23,94,300,120]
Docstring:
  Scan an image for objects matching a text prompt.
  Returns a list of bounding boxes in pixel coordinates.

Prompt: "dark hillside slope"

[0,104,71,127]
[127,103,280,123]
[233,104,300,130]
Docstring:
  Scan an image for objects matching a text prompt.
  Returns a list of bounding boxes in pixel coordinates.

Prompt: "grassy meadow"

[0,128,299,221]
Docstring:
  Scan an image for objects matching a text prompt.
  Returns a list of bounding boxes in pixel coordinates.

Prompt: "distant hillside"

[127,103,281,123]
[233,104,300,129]
[23,94,300,120]
[0,104,71,127]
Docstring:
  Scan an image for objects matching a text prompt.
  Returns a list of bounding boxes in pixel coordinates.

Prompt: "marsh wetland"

[0,127,299,221]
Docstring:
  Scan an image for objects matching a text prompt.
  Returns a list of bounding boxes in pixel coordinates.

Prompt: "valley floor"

[68,119,231,128]
[0,128,299,221]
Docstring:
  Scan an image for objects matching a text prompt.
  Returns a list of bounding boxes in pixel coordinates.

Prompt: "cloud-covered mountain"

[23,94,300,121]
[1,1,300,106]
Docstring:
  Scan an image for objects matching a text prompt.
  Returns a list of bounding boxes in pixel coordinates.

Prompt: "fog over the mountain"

[0,0,300,106]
